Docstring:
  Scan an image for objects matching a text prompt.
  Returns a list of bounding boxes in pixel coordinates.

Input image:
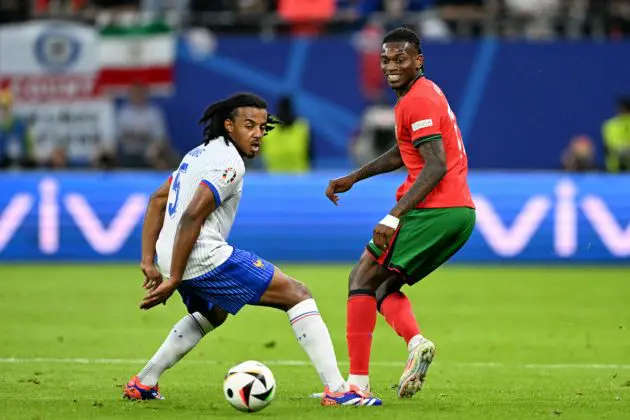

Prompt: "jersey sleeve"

[403,97,442,148]
[199,165,242,206]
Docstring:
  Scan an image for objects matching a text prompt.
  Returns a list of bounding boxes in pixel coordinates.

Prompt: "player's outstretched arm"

[140,185,218,310]
[325,145,403,205]
[372,140,446,250]
[140,179,170,290]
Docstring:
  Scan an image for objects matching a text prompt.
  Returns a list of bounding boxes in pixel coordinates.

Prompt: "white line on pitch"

[0,358,629,370]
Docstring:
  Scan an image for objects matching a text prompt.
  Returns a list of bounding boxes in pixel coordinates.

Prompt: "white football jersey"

[156,137,245,280]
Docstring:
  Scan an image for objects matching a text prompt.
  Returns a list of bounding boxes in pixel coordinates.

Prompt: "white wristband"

[379,214,400,230]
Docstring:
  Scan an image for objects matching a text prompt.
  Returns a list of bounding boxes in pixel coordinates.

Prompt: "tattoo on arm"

[353,144,404,182]
[390,140,447,218]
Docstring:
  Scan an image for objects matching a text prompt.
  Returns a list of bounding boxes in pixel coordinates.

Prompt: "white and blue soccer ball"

[223,360,276,413]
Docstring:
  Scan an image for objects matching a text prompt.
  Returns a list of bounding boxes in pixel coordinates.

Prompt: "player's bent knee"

[283,278,312,309]
[348,254,373,291]
[200,306,228,329]
[375,277,405,307]
[348,264,359,288]
[292,279,312,302]
[349,251,390,293]
[348,267,373,291]
[258,268,312,311]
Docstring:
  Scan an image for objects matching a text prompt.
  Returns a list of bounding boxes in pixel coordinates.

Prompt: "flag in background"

[97,21,175,95]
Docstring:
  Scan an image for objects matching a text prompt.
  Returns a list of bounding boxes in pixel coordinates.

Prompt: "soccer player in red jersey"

[326,27,476,399]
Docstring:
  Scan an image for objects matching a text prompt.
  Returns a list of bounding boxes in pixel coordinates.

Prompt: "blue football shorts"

[176,248,275,315]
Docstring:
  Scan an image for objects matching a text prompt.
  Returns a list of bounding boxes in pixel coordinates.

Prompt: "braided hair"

[199,93,282,145]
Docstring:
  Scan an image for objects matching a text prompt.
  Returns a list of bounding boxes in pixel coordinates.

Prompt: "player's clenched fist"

[373,222,395,250]
[325,174,356,205]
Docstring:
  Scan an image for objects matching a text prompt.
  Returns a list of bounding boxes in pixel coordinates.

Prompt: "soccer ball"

[223,360,276,413]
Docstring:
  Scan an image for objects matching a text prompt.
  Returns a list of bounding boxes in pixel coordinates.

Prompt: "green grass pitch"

[0,264,629,419]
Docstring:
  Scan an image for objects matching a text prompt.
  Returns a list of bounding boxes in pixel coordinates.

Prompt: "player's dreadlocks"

[383,26,424,72]
[199,93,282,145]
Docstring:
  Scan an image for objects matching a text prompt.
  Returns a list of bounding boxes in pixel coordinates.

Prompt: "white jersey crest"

[156,137,245,280]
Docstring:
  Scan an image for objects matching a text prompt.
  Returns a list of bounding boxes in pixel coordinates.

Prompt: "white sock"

[408,334,425,352]
[347,374,370,391]
[137,312,213,386]
[288,299,347,392]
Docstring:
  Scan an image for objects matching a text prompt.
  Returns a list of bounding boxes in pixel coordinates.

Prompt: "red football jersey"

[394,77,475,209]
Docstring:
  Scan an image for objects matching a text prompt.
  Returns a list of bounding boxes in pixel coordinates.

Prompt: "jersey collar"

[396,72,425,102]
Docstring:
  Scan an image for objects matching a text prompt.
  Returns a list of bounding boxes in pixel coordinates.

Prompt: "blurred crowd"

[0,83,180,171]
[560,97,630,173]
[0,1,628,39]
[1,1,629,173]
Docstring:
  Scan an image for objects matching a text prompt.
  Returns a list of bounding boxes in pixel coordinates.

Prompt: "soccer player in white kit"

[123,93,382,406]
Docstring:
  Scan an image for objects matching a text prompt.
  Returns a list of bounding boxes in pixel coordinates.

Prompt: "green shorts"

[366,207,476,285]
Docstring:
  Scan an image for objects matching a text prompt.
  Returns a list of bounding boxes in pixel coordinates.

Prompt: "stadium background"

[0,1,629,419]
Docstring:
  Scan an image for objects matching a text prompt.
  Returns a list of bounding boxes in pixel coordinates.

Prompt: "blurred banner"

[0,172,628,263]
[0,21,115,166]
